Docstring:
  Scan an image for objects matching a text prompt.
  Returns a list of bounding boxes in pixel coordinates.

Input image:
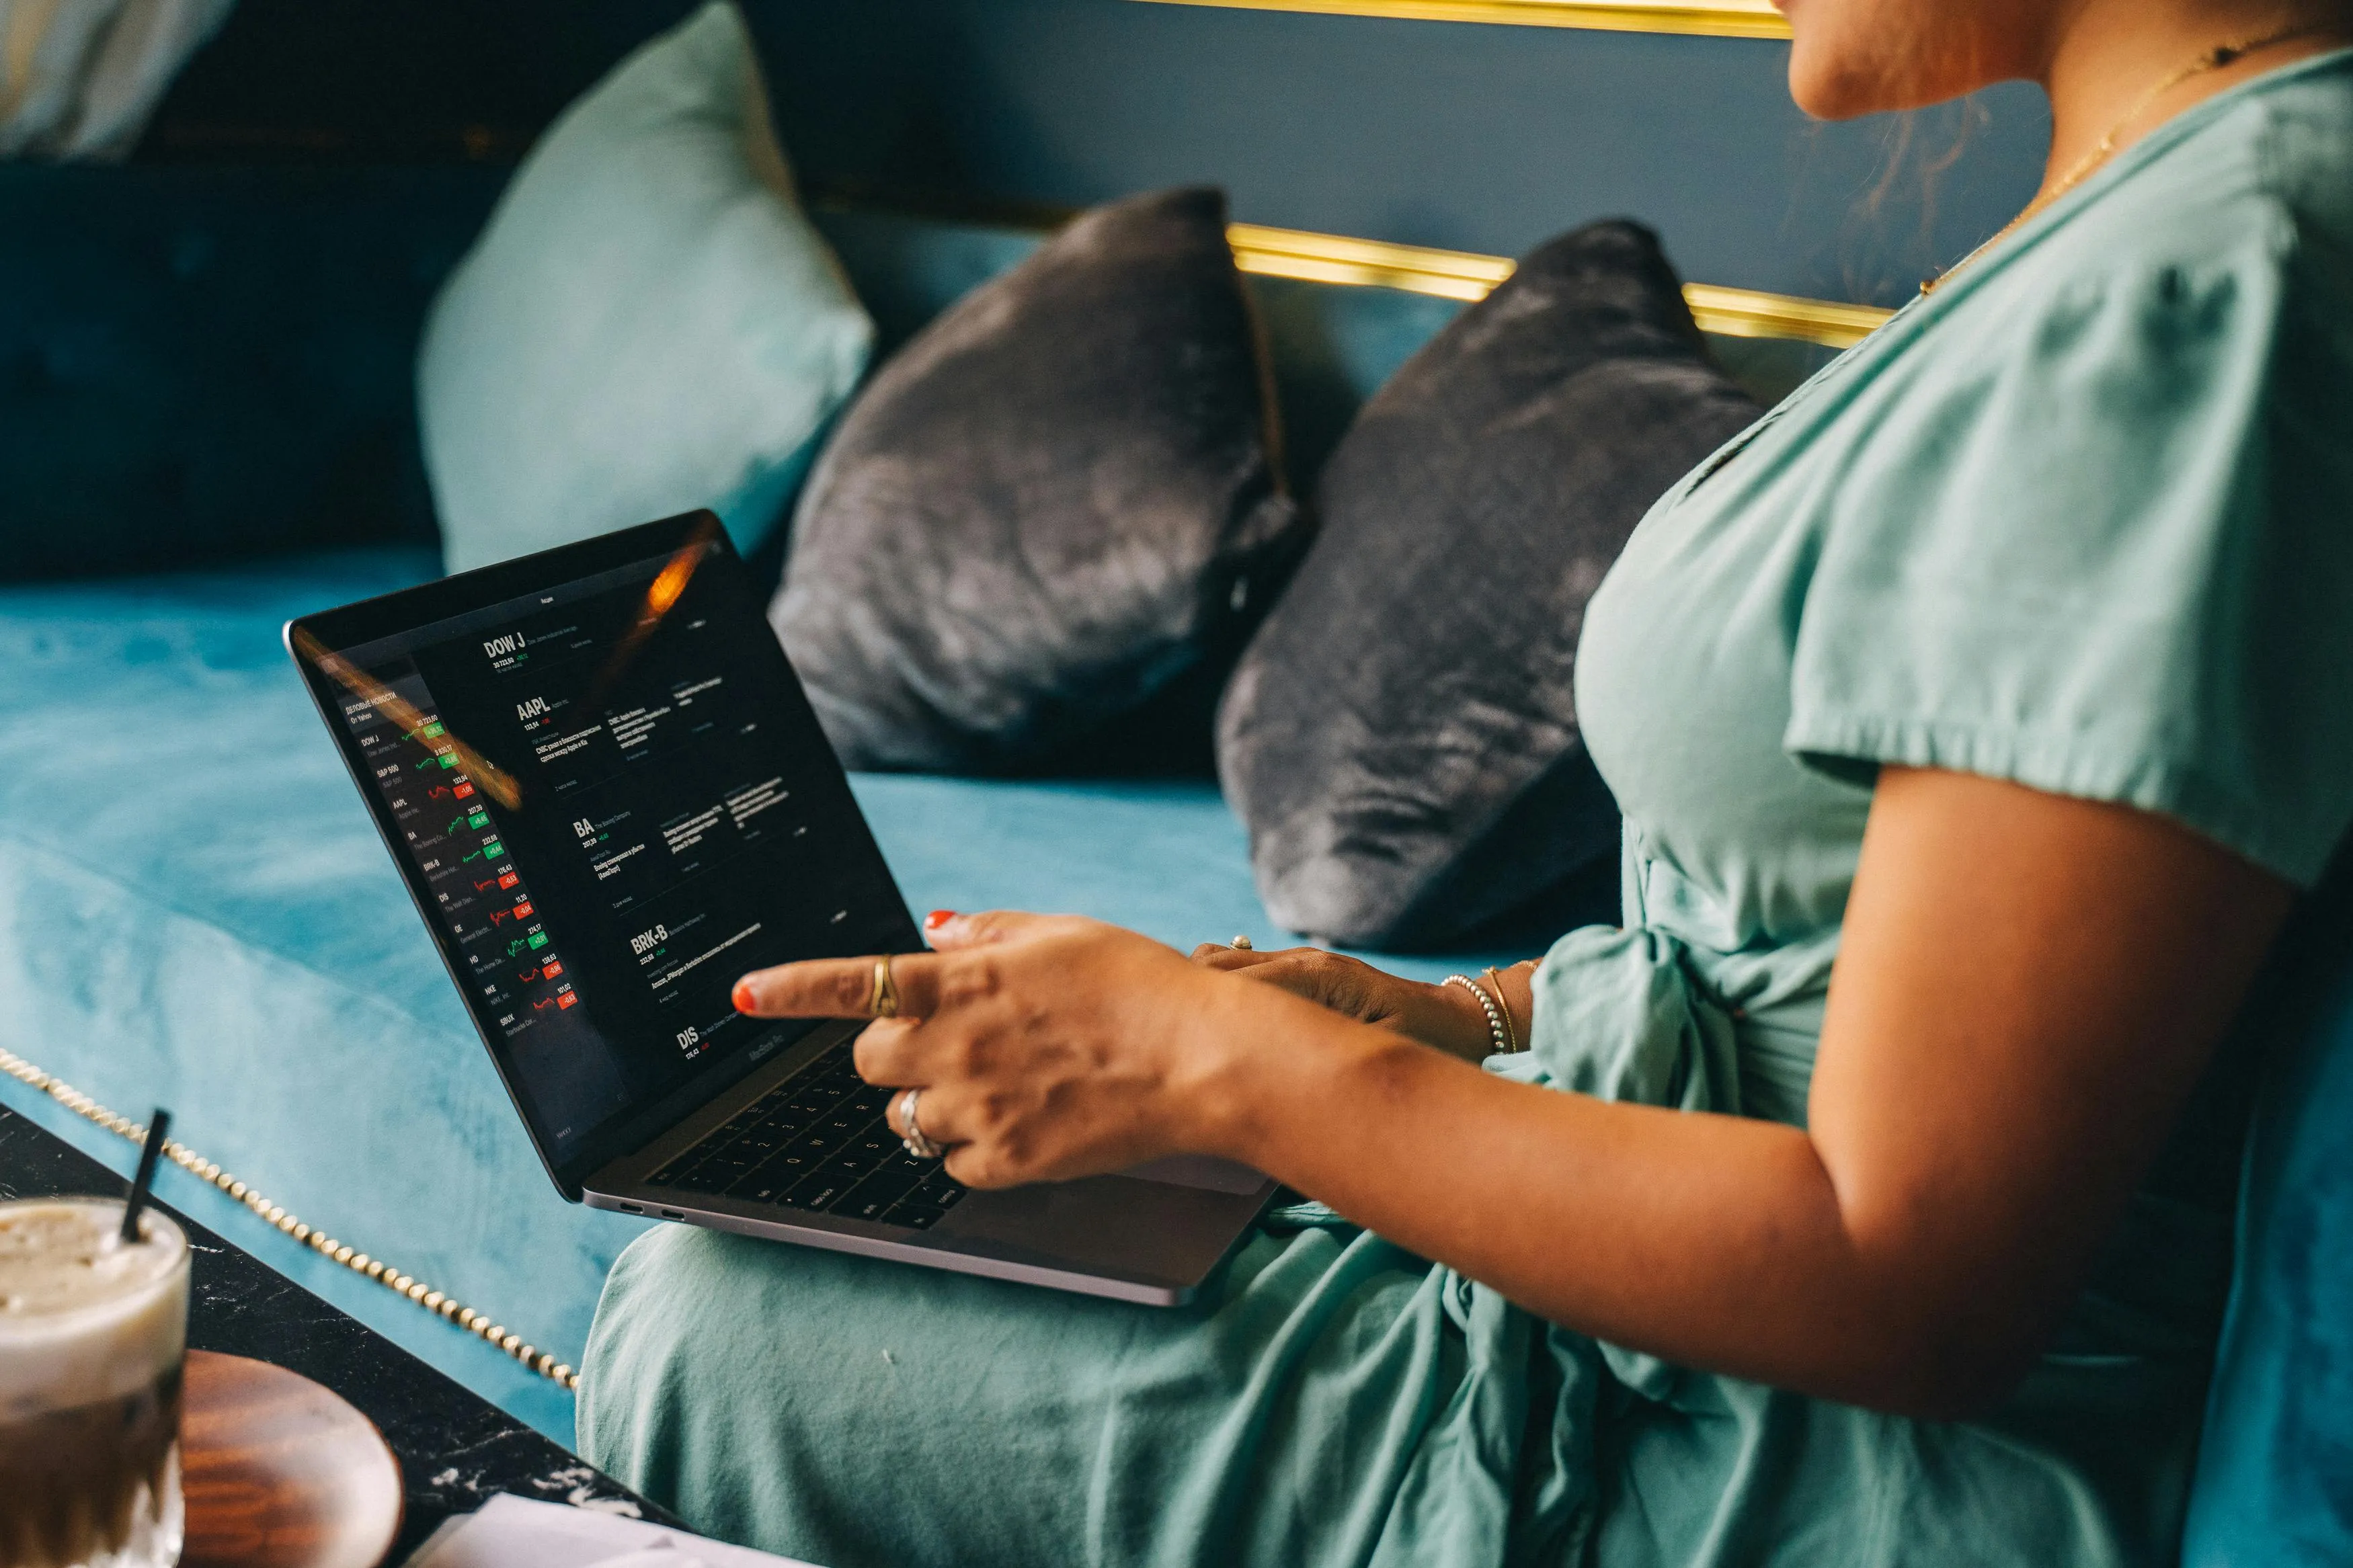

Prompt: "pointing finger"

[733,951,942,1020]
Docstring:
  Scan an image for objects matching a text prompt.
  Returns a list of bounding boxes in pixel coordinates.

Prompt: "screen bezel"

[284,511,920,1200]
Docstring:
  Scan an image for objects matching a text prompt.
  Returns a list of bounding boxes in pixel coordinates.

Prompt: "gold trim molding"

[1136,0,1790,41]
[805,194,1888,351]
[1227,223,1891,349]
[1229,222,1511,301]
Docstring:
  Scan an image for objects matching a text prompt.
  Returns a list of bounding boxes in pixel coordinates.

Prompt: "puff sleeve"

[1783,229,2353,885]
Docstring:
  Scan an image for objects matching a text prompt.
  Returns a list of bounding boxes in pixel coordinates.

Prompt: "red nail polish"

[924,909,956,931]
[731,981,754,1013]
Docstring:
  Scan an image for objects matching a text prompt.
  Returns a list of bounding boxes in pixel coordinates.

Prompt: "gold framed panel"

[1227,223,1890,348]
[1134,0,1790,42]
[806,194,1887,351]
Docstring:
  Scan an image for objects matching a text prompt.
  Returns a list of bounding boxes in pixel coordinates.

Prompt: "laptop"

[286,510,1276,1306]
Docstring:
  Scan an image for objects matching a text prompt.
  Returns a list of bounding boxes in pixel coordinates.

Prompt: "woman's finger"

[924,908,1052,950]
[883,1077,963,1148]
[850,1016,925,1085]
[941,1121,1019,1190]
[1211,950,1388,1016]
[883,1081,915,1141]
[1191,943,1338,971]
[877,1075,987,1171]
[732,951,944,1019]
[1203,946,1333,979]
[943,1143,999,1189]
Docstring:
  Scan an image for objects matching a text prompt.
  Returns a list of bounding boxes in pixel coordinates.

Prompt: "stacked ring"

[896,1087,945,1161]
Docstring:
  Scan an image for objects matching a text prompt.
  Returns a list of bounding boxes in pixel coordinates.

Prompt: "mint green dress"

[578,53,2353,1568]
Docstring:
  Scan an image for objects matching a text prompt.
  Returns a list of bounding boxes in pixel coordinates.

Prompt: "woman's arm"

[1183,942,1533,1062]
[732,767,2291,1417]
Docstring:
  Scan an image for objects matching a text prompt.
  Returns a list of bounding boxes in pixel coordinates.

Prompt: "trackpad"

[1121,1154,1267,1195]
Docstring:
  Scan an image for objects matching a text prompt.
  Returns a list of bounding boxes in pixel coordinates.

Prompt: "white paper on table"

[405,1493,824,1568]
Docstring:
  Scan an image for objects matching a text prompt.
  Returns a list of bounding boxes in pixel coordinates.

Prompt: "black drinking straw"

[120,1108,171,1244]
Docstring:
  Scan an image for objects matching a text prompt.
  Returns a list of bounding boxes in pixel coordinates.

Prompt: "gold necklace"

[1919,21,2337,294]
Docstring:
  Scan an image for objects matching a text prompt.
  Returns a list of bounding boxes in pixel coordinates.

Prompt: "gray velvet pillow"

[1218,220,1764,948]
[771,186,1301,773]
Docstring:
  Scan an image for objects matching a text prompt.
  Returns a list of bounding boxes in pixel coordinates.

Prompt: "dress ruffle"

[1404,921,1750,1561]
[1491,921,1742,1116]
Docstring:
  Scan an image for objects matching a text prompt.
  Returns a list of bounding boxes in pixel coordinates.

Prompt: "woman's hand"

[731,912,1253,1189]
[1191,943,1513,1061]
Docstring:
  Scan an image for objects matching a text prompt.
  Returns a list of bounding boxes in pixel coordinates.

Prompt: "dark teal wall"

[746,1,2048,306]
[145,0,2048,308]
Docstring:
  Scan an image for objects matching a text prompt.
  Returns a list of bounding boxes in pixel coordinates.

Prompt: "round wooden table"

[183,1350,404,1568]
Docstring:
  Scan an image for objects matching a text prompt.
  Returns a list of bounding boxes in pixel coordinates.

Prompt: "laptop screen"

[291,517,916,1188]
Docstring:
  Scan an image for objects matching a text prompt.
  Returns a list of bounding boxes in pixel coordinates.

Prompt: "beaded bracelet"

[1443,973,1512,1057]
[1482,966,1521,1053]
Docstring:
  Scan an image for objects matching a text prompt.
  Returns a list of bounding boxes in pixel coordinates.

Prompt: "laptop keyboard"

[645,1040,968,1229]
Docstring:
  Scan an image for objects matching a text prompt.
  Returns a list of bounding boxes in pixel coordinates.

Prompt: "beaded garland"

[0,1044,578,1391]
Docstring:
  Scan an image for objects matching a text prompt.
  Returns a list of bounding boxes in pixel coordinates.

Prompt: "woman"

[580,2,2353,1563]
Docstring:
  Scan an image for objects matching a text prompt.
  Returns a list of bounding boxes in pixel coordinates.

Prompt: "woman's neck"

[2034,2,2353,204]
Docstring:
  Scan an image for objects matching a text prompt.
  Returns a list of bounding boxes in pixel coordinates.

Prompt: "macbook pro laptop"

[287,510,1275,1306]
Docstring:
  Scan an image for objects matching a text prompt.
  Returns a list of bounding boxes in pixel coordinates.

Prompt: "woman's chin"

[1782,1,2005,122]
[1786,37,1958,122]
[1786,54,1882,121]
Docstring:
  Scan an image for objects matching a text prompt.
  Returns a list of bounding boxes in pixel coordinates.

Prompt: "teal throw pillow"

[418,1,871,573]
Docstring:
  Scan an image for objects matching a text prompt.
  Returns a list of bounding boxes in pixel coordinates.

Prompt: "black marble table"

[0,1104,680,1562]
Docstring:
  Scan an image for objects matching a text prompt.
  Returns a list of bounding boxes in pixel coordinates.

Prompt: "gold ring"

[1230,935,1253,950]
[871,955,900,1018]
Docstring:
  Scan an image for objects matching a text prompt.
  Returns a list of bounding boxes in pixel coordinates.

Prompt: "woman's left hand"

[729,912,1242,1189]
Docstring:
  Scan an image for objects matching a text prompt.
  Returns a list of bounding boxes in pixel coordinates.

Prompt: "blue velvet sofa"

[0,168,1581,1438]
[1,111,2346,1568]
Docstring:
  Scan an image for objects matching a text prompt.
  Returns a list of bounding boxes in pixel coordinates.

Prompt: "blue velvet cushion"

[775,187,1304,775]
[1219,221,1757,948]
[417,1,871,573]
[2182,864,2353,1567]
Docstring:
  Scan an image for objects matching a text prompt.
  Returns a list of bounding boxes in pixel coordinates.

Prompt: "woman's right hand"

[1189,943,1497,1061]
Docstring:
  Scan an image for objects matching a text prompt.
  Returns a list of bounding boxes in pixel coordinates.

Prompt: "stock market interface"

[323,540,913,1165]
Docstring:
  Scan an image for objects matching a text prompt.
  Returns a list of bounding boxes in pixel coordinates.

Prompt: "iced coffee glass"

[0,1198,188,1568]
